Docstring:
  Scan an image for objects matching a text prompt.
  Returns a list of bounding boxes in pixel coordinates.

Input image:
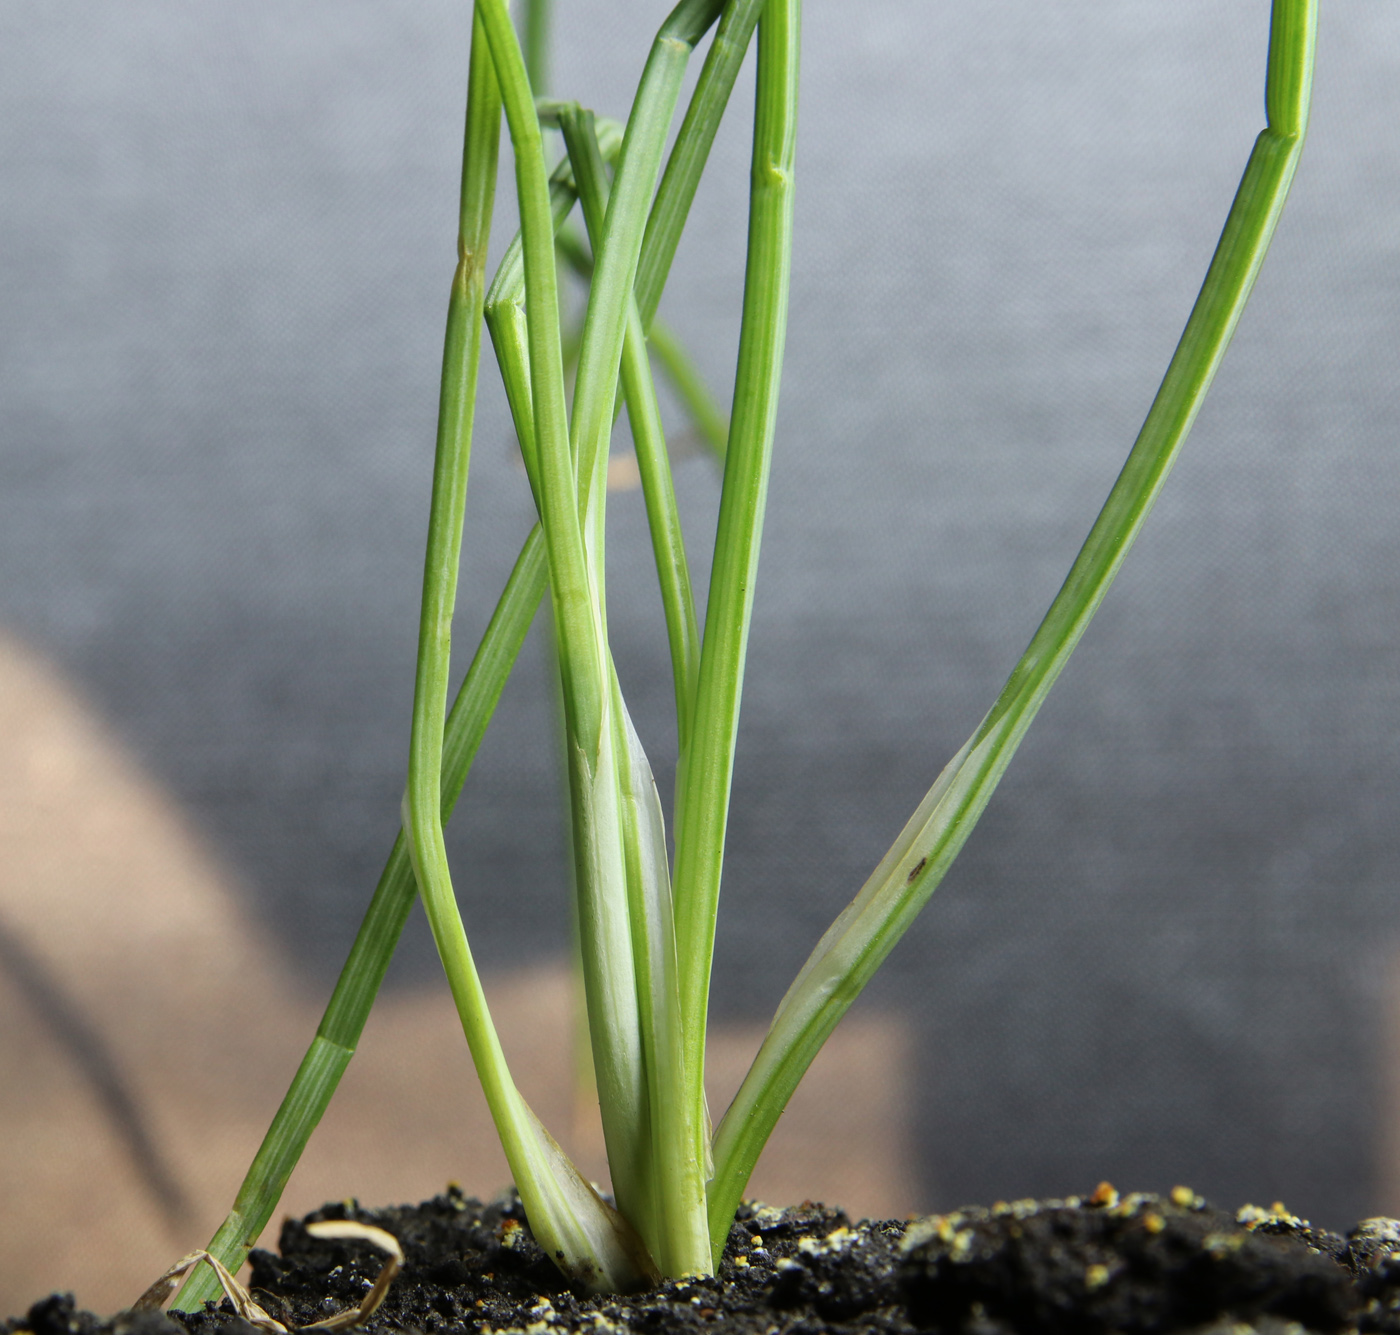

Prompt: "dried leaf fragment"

[131,1221,402,1334]
[130,1250,285,1332]
[300,1221,403,1330]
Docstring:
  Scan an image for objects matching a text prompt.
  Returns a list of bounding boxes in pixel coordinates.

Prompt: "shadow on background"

[0,636,912,1315]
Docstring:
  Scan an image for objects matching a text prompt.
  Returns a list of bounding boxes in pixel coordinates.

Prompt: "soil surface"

[13,1185,1400,1334]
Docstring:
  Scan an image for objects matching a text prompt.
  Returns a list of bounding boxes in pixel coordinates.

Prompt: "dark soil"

[13,1185,1400,1334]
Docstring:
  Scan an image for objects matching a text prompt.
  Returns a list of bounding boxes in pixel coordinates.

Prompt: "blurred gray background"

[2,0,1398,1231]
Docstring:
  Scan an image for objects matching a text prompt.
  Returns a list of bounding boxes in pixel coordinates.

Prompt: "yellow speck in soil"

[798,1226,854,1257]
[1170,1185,1196,1208]
[1204,1232,1245,1255]
[1084,1263,1111,1291]
[1088,1181,1118,1208]
[1143,1213,1165,1234]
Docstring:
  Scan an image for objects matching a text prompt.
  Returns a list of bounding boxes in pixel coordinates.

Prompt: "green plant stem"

[485,27,599,764]
[561,103,709,1278]
[671,0,800,1218]
[623,304,704,744]
[407,8,657,1292]
[486,125,624,510]
[647,319,729,463]
[175,526,550,1310]
[190,0,766,1299]
[398,3,516,1207]
[191,130,616,1305]
[543,0,759,460]
[482,0,671,1262]
[706,0,1317,1255]
[553,226,729,471]
[542,5,729,1272]
[560,105,701,761]
[636,0,766,327]
[566,0,723,555]
[519,0,551,97]
[525,0,729,1274]
[175,23,510,1307]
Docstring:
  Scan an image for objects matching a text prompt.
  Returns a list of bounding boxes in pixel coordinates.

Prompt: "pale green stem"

[565,0,723,613]
[561,103,710,1276]
[706,0,1317,1256]
[175,530,549,1312]
[398,4,653,1291]
[185,0,765,1299]
[553,218,729,476]
[623,304,704,749]
[560,105,702,762]
[179,18,516,1305]
[636,0,767,327]
[526,0,724,1269]
[397,2,552,1269]
[647,318,730,464]
[479,0,657,1251]
[671,0,800,1215]
[519,0,551,97]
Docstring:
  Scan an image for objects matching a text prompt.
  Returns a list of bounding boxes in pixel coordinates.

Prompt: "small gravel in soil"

[14,1185,1400,1334]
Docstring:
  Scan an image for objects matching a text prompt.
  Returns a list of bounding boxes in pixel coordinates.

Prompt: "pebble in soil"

[17,1185,1400,1334]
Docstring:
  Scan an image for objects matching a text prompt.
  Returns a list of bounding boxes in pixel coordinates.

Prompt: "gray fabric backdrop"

[2,1,1398,1228]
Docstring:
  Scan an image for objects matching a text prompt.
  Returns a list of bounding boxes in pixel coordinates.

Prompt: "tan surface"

[0,633,913,1317]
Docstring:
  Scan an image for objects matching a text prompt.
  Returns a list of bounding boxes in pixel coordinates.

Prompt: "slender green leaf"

[486,120,626,510]
[519,0,552,97]
[395,6,645,1295]
[560,106,702,759]
[523,0,726,1266]
[554,209,730,468]
[477,0,658,1285]
[568,0,724,585]
[621,303,703,749]
[706,0,1317,1253]
[647,319,729,464]
[177,21,524,1305]
[561,103,709,1274]
[612,685,708,1276]
[636,0,767,326]
[671,0,801,1232]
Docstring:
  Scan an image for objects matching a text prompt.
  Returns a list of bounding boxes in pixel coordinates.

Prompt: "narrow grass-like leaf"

[178,530,550,1308]
[476,0,659,1282]
[647,319,729,464]
[486,121,625,508]
[532,1,725,1266]
[635,0,766,326]
[520,0,552,99]
[706,0,1317,1255]
[551,207,729,482]
[480,2,602,756]
[190,0,765,1299]
[169,297,563,1322]
[671,0,800,1209]
[621,303,703,748]
[176,21,530,1305]
[613,686,708,1276]
[395,4,649,1296]
[560,102,709,1274]
[560,106,701,761]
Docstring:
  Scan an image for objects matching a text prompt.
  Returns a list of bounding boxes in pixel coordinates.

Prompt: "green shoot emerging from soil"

[176,0,1316,1302]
